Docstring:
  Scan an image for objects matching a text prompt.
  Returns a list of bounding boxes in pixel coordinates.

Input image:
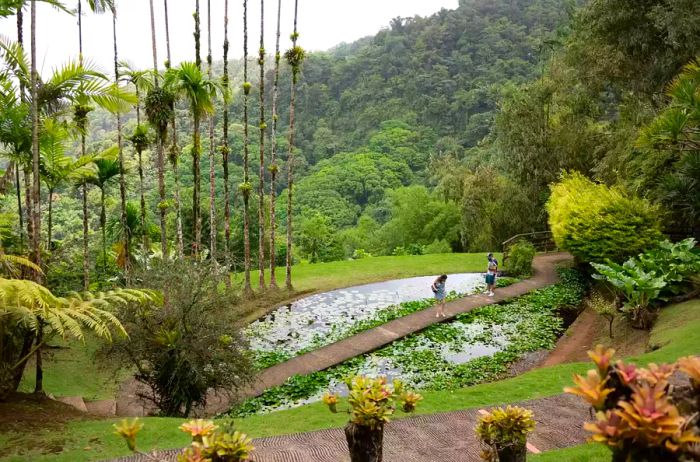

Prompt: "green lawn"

[18,336,128,401]
[3,298,698,462]
[233,252,498,294]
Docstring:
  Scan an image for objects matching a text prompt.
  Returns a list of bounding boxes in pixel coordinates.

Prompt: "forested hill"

[276,0,575,160]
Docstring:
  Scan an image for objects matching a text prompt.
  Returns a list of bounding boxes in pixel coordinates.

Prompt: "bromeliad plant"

[475,406,536,462]
[565,346,700,461]
[114,418,254,462]
[323,375,422,462]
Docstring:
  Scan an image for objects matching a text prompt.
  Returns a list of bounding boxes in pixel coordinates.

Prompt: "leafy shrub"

[424,239,452,254]
[566,346,700,461]
[391,244,424,256]
[115,417,254,461]
[352,248,372,259]
[592,238,700,329]
[476,406,535,462]
[547,172,663,263]
[104,260,254,416]
[505,241,536,277]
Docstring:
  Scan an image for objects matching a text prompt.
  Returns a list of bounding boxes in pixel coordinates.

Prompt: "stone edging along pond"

[230,265,586,416]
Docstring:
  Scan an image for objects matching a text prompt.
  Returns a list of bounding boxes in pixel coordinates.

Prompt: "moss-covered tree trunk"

[344,423,384,462]
[207,0,216,261]
[242,0,252,296]
[257,0,266,291]
[222,0,231,287]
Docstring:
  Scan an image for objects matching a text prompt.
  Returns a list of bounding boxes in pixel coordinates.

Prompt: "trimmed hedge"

[547,172,662,263]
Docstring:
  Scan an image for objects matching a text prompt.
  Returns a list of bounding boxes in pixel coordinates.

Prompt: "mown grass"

[233,252,498,294]
[2,298,698,462]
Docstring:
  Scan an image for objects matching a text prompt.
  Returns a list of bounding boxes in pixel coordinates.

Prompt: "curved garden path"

[203,252,572,414]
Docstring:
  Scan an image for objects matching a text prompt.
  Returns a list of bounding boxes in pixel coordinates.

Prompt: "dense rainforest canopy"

[0,0,697,293]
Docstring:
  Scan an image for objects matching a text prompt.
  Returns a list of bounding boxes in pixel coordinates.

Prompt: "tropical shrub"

[592,260,667,329]
[566,346,700,461]
[103,260,254,416]
[506,241,536,277]
[323,375,422,462]
[424,239,452,254]
[592,238,700,329]
[547,172,663,263]
[114,418,254,461]
[476,406,536,462]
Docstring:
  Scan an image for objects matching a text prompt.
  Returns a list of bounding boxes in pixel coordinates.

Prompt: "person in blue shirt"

[431,274,448,317]
[486,253,498,296]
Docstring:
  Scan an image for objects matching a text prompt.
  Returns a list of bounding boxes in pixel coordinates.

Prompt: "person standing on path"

[432,274,448,317]
[486,253,498,296]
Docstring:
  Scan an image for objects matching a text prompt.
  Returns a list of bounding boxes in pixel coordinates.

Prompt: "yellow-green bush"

[547,172,662,263]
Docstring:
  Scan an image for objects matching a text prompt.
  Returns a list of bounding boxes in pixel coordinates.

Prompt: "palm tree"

[77,0,114,288]
[86,147,121,274]
[164,62,219,258]
[192,0,203,255]
[242,0,252,295]
[221,0,231,284]
[284,0,304,290]
[111,4,129,278]
[163,0,184,258]
[29,0,40,278]
[39,120,94,249]
[206,0,216,260]
[119,63,153,253]
[268,0,281,289]
[148,0,167,258]
[257,0,266,290]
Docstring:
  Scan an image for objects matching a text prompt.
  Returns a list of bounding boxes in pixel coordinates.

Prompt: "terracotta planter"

[344,422,384,462]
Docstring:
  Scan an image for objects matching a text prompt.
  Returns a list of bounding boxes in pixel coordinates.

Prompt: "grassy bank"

[2,299,697,461]
[233,252,498,294]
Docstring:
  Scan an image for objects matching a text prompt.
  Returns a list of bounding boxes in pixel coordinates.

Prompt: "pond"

[245,273,486,360]
[232,268,587,417]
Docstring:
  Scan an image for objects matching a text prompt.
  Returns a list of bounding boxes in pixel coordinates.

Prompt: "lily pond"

[246,273,491,368]
[233,269,587,417]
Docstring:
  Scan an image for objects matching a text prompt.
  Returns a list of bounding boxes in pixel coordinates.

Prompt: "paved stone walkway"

[109,393,589,462]
[203,253,571,414]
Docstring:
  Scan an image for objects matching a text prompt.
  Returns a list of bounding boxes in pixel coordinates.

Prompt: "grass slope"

[2,299,698,462]
[233,253,498,294]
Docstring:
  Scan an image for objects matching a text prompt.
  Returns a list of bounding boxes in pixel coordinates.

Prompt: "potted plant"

[475,406,536,462]
[322,375,422,462]
[114,418,254,462]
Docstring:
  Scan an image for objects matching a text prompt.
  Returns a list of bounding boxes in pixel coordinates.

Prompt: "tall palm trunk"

[192,0,202,256]
[30,0,41,277]
[268,0,281,289]
[82,183,89,289]
[207,0,216,261]
[149,0,167,258]
[47,188,53,249]
[24,168,33,261]
[285,0,301,291]
[100,187,107,273]
[257,0,266,290]
[30,0,43,393]
[77,0,90,289]
[242,0,252,295]
[222,0,231,287]
[163,0,184,258]
[135,87,148,253]
[15,167,24,255]
[112,11,129,279]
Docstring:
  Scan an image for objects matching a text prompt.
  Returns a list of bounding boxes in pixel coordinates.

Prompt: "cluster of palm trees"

[0,0,305,293]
